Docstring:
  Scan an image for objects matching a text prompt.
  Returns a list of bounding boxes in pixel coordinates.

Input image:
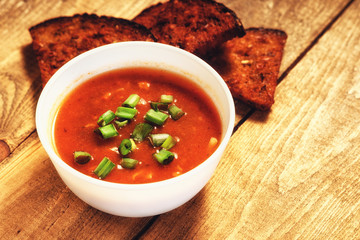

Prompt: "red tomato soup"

[54,67,222,184]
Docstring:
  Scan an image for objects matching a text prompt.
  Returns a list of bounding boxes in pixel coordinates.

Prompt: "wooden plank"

[0,0,354,239]
[0,0,349,158]
[224,0,348,72]
[0,132,153,239]
[0,0,159,158]
[141,0,360,239]
[224,0,352,119]
[0,1,160,238]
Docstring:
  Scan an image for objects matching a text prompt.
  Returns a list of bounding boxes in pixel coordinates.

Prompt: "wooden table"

[1,0,360,239]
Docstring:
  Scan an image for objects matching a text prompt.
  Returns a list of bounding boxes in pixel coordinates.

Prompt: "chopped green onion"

[120,158,138,169]
[130,139,136,149]
[114,119,128,128]
[73,151,92,164]
[115,106,137,120]
[153,149,175,165]
[94,124,118,139]
[131,123,153,142]
[150,101,169,111]
[145,109,168,125]
[122,94,140,108]
[160,95,173,104]
[97,110,115,126]
[149,133,170,147]
[161,135,177,150]
[119,138,136,156]
[169,105,185,120]
[93,157,115,179]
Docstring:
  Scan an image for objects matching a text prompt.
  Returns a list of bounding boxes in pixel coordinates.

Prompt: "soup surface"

[54,67,222,183]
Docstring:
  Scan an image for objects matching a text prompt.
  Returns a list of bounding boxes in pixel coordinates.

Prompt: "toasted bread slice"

[207,28,287,110]
[133,0,245,57]
[29,13,156,86]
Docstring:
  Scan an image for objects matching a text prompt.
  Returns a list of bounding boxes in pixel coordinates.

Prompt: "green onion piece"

[145,109,168,125]
[161,135,177,150]
[114,119,128,128]
[97,110,115,126]
[160,95,173,104]
[119,138,136,156]
[122,94,140,108]
[153,149,175,165]
[120,158,138,169]
[149,133,170,147]
[93,157,115,179]
[115,106,138,120]
[131,123,153,142]
[129,138,136,150]
[73,151,92,164]
[169,105,185,120]
[150,102,169,111]
[94,124,118,139]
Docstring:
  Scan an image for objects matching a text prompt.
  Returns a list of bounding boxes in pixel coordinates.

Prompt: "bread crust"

[29,13,156,86]
[29,8,287,111]
[133,0,245,57]
[206,28,287,110]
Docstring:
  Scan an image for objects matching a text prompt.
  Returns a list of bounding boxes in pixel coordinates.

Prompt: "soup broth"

[54,67,222,184]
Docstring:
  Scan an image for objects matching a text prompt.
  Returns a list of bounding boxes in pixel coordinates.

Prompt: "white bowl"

[36,41,235,217]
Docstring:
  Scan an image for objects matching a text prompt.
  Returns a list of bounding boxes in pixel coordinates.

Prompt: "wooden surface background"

[1,0,360,239]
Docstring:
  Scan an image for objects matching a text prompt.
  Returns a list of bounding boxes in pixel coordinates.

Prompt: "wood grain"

[0,140,10,162]
[140,0,360,239]
[0,0,161,155]
[0,0,349,153]
[1,0,358,239]
[0,133,154,239]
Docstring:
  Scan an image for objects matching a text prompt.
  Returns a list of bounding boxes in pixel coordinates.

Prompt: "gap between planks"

[132,0,356,238]
[0,0,355,238]
[232,0,355,134]
[0,128,37,164]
